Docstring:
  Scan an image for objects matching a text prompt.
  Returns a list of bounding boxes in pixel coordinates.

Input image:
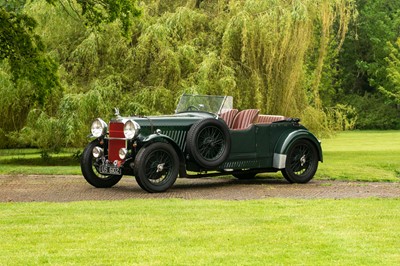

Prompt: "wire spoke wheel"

[144,150,174,184]
[134,142,179,193]
[80,139,122,188]
[288,144,312,175]
[186,118,231,169]
[282,140,318,183]
[197,126,225,160]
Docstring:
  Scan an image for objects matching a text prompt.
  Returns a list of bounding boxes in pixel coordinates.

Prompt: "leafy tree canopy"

[0,2,59,105]
[0,0,140,105]
[46,0,141,35]
[4,0,399,150]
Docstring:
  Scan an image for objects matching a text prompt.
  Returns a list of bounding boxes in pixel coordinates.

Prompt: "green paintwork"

[131,112,213,151]
[219,122,322,170]
[273,128,323,162]
[95,95,322,176]
[127,113,322,172]
[83,95,323,193]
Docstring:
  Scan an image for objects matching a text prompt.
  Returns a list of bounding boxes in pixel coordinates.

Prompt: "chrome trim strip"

[273,153,286,169]
[106,137,129,140]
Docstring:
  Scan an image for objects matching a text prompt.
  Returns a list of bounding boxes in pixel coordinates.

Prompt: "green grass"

[0,198,399,265]
[318,130,400,182]
[0,131,399,181]
[0,149,82,175]
[1,133,399,265]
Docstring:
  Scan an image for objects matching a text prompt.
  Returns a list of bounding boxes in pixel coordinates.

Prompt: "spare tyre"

[186,118,231,169]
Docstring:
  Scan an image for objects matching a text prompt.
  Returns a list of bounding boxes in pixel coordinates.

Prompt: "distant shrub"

[326,104,357,131]
[0,128,8,149]
[300,103,357,138]
[345,94,400,130]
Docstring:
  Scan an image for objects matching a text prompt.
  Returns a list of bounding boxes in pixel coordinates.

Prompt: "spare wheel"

[186,118,231,169]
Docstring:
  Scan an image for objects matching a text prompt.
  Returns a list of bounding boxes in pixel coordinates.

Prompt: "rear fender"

[273,129,323,169]
[140,134,187,177]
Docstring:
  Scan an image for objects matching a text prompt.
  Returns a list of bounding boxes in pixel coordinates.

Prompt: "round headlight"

[91,118,107,138]
[124,120,140,139]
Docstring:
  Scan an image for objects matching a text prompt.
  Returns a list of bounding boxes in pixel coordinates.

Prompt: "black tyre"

[81,139,123,188]
[186,118,231,169]
[281,139,318,183]
[134,142,179,193]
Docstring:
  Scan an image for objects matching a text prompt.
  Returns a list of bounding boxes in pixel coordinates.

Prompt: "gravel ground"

[0,175,399,202]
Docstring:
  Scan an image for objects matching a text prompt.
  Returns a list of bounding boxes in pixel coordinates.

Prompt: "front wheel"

[134,142,179,193]
[281,140,318,183]
[81,139,123,188]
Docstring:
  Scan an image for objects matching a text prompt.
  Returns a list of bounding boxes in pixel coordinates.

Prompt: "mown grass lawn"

[0,198,399,265]
[0,149,81,175]
[0,131,399,265]
[318,130,400,182]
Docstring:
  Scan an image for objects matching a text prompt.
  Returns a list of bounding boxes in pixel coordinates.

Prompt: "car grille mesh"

[220,160,259,169]
[108,122,126,162]
[163,130,187,151]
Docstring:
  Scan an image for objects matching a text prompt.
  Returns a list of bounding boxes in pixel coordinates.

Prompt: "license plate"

[98,164,122,175]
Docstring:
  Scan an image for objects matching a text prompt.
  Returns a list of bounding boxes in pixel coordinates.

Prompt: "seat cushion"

[231,109,259,130]
[257,115,285,124]
[219,109,238,128]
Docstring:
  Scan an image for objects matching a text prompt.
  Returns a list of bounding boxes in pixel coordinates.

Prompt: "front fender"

[273,129,323,169]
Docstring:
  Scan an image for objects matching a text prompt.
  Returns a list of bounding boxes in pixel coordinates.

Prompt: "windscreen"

[175,94,233,114]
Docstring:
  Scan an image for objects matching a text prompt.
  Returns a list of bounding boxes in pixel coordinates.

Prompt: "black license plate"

[98,165,122,175]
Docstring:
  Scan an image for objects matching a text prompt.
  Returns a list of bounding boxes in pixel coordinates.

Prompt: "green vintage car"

[81,94,323,192]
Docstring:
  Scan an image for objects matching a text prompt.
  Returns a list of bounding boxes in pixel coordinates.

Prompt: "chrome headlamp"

[92,147,104,158]
[119,148,128,160]
[124,119,140,139]
[91,118,107,138]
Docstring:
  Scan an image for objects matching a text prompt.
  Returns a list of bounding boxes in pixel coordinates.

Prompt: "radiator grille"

[108,122,126,162]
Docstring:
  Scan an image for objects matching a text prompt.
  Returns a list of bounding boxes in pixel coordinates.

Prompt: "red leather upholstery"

[257,115,285,124]
[219,109,238,128]
[231,109,259,130]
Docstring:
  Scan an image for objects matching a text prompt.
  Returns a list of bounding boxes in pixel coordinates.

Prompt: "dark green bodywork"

[124,112,322,176]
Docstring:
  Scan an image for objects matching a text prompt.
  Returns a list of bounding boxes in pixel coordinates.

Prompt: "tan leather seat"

[257,115,285,124]
[219,109,238,128]
[231,109,259,130]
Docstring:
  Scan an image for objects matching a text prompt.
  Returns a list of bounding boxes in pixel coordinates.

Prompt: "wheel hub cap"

[300,155,306,166]
[156,163,165,173]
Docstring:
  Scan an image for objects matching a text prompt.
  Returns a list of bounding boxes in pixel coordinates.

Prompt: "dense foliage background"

[0,0,399,150]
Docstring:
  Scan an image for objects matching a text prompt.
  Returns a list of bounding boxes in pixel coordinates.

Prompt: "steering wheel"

[186,105,200,111]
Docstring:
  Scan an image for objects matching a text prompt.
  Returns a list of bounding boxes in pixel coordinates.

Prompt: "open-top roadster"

[81,94,323,192]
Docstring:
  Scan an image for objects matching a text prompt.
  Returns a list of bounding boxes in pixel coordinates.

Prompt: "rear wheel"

[134,142,179,193]
[281,140,318,183]
[81,139,122,188]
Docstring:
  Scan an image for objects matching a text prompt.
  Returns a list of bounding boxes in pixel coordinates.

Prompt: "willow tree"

[0,0,140,148]
[219,0,354,124]
[2,0,356,148]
